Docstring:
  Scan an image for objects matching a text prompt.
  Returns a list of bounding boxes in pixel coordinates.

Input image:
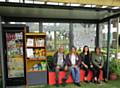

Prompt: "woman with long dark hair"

[80,45,93,82]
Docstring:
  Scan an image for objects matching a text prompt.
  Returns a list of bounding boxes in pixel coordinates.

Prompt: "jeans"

[64,66,80,83]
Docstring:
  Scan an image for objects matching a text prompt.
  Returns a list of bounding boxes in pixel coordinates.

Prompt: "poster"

[6,32,24,78]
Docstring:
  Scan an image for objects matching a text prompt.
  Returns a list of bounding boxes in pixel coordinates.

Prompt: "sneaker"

[93,80,97,84]
[55,81,59,87]
[97,80,101,84]
[62,79,67,87]
[55,84,59,87]
[74,83,81,87]
[85,80,90,83]
[104,79,108,83]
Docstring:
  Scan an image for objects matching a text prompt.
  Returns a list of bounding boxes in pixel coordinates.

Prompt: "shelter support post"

[106,19,111,80]
[0,17,5,88]
[69,23,74,50]
[116,18,119,59]
[96,23,99,47]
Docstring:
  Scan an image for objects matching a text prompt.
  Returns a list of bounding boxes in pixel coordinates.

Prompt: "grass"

[29,79,120,88]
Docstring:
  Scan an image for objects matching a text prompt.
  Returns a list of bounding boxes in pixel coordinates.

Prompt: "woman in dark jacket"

[80,45,93,82]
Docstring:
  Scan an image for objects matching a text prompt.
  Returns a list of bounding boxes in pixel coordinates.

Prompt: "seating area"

[48,69,103,85]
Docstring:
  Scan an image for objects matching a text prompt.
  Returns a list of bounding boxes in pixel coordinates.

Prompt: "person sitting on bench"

[92,47,104,84]
[62,46,81,87]
[80,45,93,83]
[53,45,67,87]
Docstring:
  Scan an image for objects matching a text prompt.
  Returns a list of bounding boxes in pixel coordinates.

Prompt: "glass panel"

[26,22,39,32]
[34,1,45,4]
[56,30,69,51]
[9,22,39,32]
[110,19,120,59]
[45,31,55,51]
[99,22,108,62]
[8,0,20,3]
[100,23,108,49]
[100,20,120,60]
[73,23,96,51]
[25,0,33,3]
[43,23,69,51]
[0,0,5,2]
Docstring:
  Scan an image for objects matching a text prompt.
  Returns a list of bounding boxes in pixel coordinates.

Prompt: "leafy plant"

[109,59,120,76]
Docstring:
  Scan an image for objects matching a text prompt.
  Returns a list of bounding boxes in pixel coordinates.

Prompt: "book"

[26,38,34,46]
[35,38,45,47]
[26,49,34,58]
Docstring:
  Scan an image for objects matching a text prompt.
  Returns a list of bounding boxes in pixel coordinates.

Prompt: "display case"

[2,24,27,86]
[25,33,47,85]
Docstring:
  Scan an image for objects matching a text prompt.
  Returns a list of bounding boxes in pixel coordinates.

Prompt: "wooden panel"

[27,71,47,85]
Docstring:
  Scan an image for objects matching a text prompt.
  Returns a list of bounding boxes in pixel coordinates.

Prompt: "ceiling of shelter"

[38,0,120,7]
[0,5,119,21]
[0,1,119,22]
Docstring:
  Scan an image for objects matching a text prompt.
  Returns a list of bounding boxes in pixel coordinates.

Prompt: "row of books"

[26,38,45,47]
[26,49,46,59]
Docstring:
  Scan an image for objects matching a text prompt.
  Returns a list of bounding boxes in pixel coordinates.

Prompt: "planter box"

[110,73,118,80]
[48,69,103,85]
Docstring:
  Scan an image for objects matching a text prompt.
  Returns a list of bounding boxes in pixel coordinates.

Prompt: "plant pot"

[110,73,118,80]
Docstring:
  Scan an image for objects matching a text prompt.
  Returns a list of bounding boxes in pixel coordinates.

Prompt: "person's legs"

[72,67,81,87]
[93,66,99,83]
[83,67,88,81]
[62,67,72,86]
[103,64,108,82]
[63,67,72,80]
[71,67,76,81]
[96,68,100,80]
[89,67,94,82]
[84,69,89,77]
[55,67,60,84]
[74,67,80,83]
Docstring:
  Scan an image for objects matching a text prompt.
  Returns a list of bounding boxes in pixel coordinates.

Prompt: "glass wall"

[9,22,39,32]
[0,0,5,2]
[99,22,108,49]
[43,23,69,51]
[99,22,108,61]
[6,22,98,52]
[110,19,120,59]
[100,19,120,59]
[73,23,96,51]
[26,22,39,32]
[8,0,21,3]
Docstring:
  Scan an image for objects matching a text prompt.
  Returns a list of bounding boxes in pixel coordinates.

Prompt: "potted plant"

[109,59,120,80]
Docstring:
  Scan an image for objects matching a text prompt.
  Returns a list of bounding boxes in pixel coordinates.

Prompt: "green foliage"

[47,56,54,72]
[110,59,120,76]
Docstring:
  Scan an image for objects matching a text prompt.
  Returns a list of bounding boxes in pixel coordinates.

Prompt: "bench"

[48,69,103,85]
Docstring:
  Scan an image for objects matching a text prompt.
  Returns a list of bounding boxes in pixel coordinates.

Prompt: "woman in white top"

[62,46,81,87]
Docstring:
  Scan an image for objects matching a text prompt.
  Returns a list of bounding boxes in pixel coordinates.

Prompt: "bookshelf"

[25,33,47,85]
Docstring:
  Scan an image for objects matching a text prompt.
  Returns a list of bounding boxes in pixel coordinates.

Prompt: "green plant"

[109,59,120,76]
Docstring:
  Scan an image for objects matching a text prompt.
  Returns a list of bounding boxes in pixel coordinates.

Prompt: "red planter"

[110,73,118,80]
[48,70,103,85]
